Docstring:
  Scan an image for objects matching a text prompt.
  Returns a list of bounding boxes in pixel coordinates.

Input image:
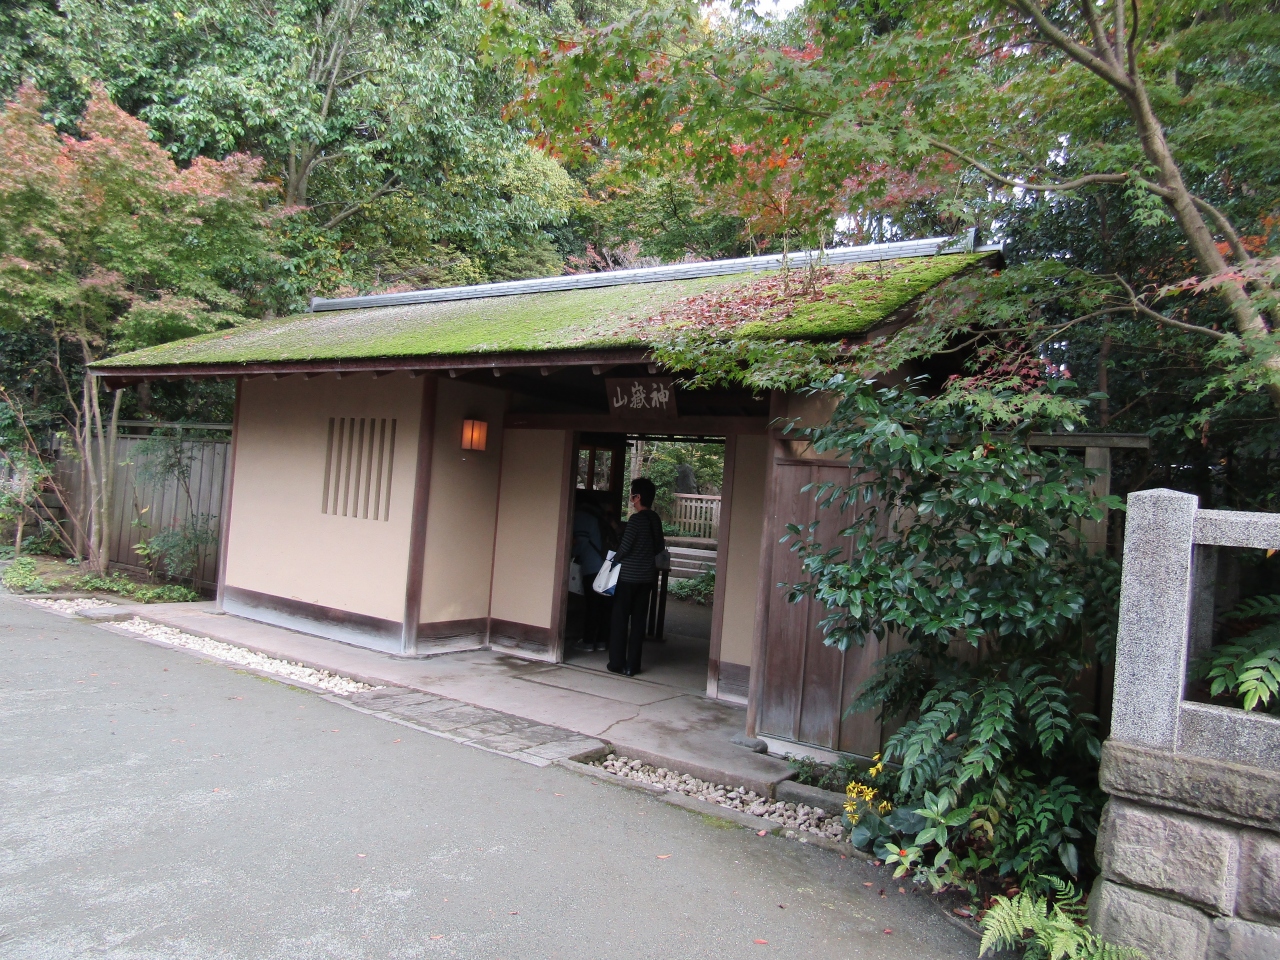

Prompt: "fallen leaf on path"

[756,830,767,836]
[357,854,366,858]
[753,939,768,945]
[509,911,519,915]
[898,887,906,894]
[656,855,671,859]
[863,882,873,887]
[554,793,564,796]
[351,888,359,893]
[430,935,443,940]
[883,929,893,935]
[393,739,401,743]
[953,906,973,918]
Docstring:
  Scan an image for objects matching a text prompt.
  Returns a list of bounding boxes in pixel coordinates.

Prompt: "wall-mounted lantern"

[461,419,488,452]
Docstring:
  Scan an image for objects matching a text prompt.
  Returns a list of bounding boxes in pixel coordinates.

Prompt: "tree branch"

[1078,0,1120,73]
[926,137,1130,192]
[320,174,402,230]
[1189,196,1253,267]
[1116,276,1227,341]
[1006,0,1132,92]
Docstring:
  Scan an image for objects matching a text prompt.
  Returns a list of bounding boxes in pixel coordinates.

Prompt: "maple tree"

[520,0,1280,411]
[0,83,273,571]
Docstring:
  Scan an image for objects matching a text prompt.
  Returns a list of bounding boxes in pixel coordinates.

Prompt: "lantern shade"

[461,419,488,451]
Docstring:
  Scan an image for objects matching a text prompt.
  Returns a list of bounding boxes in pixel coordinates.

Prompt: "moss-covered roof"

[93,252,983,369]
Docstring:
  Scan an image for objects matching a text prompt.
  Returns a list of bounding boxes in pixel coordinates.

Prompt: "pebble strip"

[594,754,848,841]
[113,617,379,696]
[26,597,117,614]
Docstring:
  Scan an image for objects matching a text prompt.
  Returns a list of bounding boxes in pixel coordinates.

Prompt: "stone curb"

[776,780,848,813]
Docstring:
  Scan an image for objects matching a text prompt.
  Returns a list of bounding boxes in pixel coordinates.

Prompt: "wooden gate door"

[753,458,888,758]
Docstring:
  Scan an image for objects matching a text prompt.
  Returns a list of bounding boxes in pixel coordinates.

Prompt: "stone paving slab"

[346,687,604,768]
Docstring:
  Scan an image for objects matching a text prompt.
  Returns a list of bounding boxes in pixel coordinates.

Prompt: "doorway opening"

[563,433,725,696]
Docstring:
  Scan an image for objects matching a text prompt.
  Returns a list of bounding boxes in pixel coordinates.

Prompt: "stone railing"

[1092,489,1280,960]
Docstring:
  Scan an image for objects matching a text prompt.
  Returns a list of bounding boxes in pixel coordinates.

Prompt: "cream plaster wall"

[224,374,422,623]
[718,434,769,666]
[489,429,568,629]
[419,379,507,624]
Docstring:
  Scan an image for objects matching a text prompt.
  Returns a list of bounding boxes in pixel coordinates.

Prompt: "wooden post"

[401,374,438,655]
[215,379,243,611]
[1082,445,1112,555]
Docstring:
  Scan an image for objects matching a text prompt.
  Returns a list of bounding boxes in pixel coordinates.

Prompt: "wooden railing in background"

[670,493,721,539]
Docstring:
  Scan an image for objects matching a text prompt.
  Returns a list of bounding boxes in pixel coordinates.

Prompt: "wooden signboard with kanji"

[606,378,678,417]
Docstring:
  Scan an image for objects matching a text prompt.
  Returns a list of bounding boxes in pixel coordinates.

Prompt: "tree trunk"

[1122,76,1280,411]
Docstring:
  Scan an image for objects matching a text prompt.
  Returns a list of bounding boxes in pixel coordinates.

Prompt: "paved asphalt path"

[0,595,979,960]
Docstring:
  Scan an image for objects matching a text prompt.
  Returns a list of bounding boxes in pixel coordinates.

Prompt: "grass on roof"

[93,253,985,368]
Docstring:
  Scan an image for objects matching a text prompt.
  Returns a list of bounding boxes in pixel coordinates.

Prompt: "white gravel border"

[594,754,848,841]
[112,617,380,696]
[26,597,118,615]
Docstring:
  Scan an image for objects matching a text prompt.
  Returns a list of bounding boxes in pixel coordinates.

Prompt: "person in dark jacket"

[572,493,612,652]
[607,477,665,676]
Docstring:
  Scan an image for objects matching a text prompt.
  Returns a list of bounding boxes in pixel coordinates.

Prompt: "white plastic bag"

[592,550,620,596]
[568,561,584,595]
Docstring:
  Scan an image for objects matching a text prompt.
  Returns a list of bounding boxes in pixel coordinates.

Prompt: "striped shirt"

[615,509,665,583]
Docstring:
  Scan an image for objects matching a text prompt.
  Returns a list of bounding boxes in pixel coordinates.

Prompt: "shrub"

[668,567,715,605]
[2,556,41,591]
[786,378,1120,895]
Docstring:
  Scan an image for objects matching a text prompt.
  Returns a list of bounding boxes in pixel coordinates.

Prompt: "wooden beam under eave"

[85,346,653,382]
[304,372,323,379]
[272,373,293,380]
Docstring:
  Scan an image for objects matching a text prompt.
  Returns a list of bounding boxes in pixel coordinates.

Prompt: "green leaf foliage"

[980,877,1146,960]
[1194,593,1280,714]
[776,376,1118,892]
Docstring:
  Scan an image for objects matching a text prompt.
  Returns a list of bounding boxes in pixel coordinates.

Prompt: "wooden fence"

[670,493,721,539]
[51,422,232,592]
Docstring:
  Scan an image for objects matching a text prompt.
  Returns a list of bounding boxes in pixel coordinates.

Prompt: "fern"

[1225,593,1280,621]
[980,877,1146,960]
[1195,594,1280,714]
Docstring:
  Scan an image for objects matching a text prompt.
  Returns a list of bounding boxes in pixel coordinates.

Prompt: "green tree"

[523,0,1280,409]
[1,0,585,299]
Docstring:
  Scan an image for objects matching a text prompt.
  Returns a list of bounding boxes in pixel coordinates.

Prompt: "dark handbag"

[651,511,670,570]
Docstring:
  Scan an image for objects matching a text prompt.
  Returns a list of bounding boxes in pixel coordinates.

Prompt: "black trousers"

[608,579,654,673]
[581,585,611,648]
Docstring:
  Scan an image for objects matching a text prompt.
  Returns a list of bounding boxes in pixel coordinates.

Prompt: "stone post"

[1092,489,1280,960]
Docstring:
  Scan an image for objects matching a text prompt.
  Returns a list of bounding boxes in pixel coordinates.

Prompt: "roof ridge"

[309,231,985,314]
